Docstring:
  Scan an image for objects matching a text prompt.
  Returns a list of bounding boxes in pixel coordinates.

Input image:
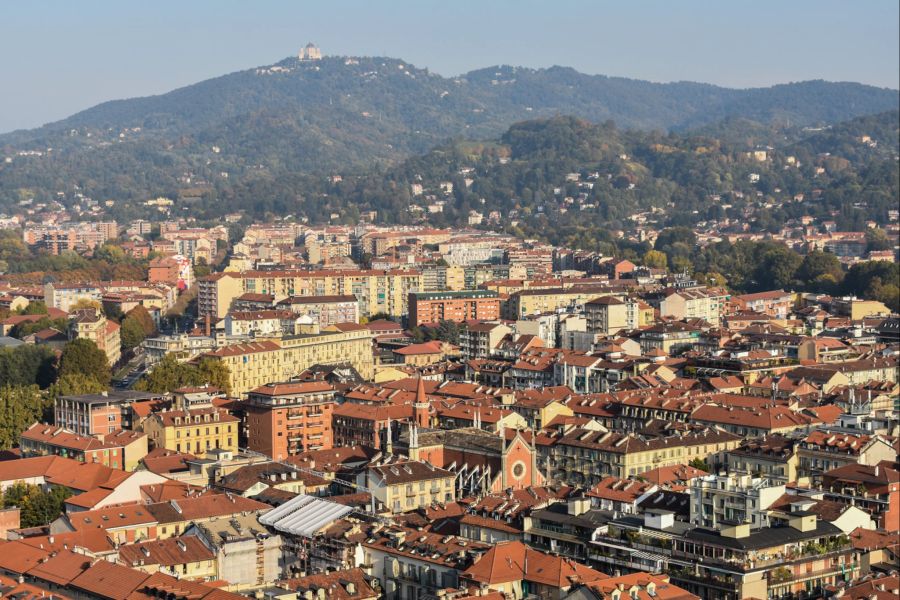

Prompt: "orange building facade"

[245,381,337,459]
[408,290,500,326]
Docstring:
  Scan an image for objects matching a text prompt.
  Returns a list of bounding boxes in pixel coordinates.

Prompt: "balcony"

[768,562,854,584]
[671,545,851,572]
[668,567,738,593]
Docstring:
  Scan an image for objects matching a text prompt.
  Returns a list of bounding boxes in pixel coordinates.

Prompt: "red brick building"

[246,381,337,459]
[408,290,500,326]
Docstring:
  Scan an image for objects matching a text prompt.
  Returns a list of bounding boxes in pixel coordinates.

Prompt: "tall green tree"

[0,385,51,449]
[642,249,668,270]
[134,355,231,395]
[0,345,57,388]
[752,246,802,291]
[59,338,111,385]
[2,482,72,527]
[19,301,48,315]
[795,250,844,291]
[125,305,157,337]
[120,316,147,351]
[46,372,108,399]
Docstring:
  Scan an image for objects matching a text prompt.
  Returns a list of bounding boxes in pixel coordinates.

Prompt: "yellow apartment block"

[198,269,422,319]
[203,326,374,396]
[141,407,240,455]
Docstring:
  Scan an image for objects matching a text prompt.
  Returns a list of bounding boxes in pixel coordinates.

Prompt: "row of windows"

[175,425,232,438]
[175,437,234,453]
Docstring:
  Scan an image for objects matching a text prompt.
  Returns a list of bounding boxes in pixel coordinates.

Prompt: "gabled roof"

[586,477,655,503]
[393,341,446,355]
[18,528,117,555]
[145,493,270,524]
[588,573,696,600]
[248,381,334,396]
[370,460,453,485]
[280,568,378,600]
[640,464,708,486]
[0,540,54,574]
[118,537,215,568]
[69,559,152,600]
[462,540,607,587]
[26,550,92,586]
[141,448,197,474]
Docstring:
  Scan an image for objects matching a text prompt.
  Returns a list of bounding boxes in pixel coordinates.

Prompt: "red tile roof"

[248,381,334,396]
[463,541,607,587]
[118,536,215,568]
[70,560,152,600]
[26,550,92,586]
[587,477,656,503]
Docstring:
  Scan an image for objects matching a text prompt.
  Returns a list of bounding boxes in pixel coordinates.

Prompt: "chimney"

[205,315,212,337]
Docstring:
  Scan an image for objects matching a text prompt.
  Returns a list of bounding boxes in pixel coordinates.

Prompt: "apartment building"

[19,424,148,470]
[223,310,301,337]
[202,326,374,396]
[584,295,628,336]
[44,282,102,312]
[505,286,613,319]
[24,221,117,254]
[689,473,785,529]
[159,226,228,264]
[275,294,359,327]
[593,509,855,600]
[245,381,336,459]
[419,264,466,291]
[458,322,511,359]
[198,270,422,320]
[68,308,121,366]
[408,290,500,326]
[148,255,194,289]
[54,390,165,435]
[141,406,239,455]
[724,434,799,483]
[733,289,794,318]
[625,297,655,329]
[540,428,741,485]
[364,459,456,514]
[659,287,729,324]
[358,228,451,256]
[796,431,896,482]
[638,322,702,355]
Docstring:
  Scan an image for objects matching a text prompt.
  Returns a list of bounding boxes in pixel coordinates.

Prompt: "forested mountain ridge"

[394,110,900,233]
[0,54,897,209]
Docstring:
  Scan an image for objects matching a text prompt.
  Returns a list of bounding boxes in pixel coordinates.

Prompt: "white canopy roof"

[259,493,353,537]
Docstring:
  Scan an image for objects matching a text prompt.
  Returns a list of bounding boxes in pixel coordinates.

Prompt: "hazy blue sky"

[1,0,898,133]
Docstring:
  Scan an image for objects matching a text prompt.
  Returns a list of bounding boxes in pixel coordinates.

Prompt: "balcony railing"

[670,546,851,571]
[768,563,851,584]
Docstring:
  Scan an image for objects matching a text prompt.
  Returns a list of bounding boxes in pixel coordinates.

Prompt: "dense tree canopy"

[59,338,111,385]
[0,385,51,449]
[134,355,231,395]
[2,482,72,527]
[0,345,57,388]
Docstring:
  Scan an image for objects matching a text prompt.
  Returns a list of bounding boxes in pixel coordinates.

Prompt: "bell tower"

[413,376,430,428]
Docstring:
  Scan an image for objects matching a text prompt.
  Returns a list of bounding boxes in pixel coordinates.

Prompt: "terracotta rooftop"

[462,540,607,587]
[118,536,215,568]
